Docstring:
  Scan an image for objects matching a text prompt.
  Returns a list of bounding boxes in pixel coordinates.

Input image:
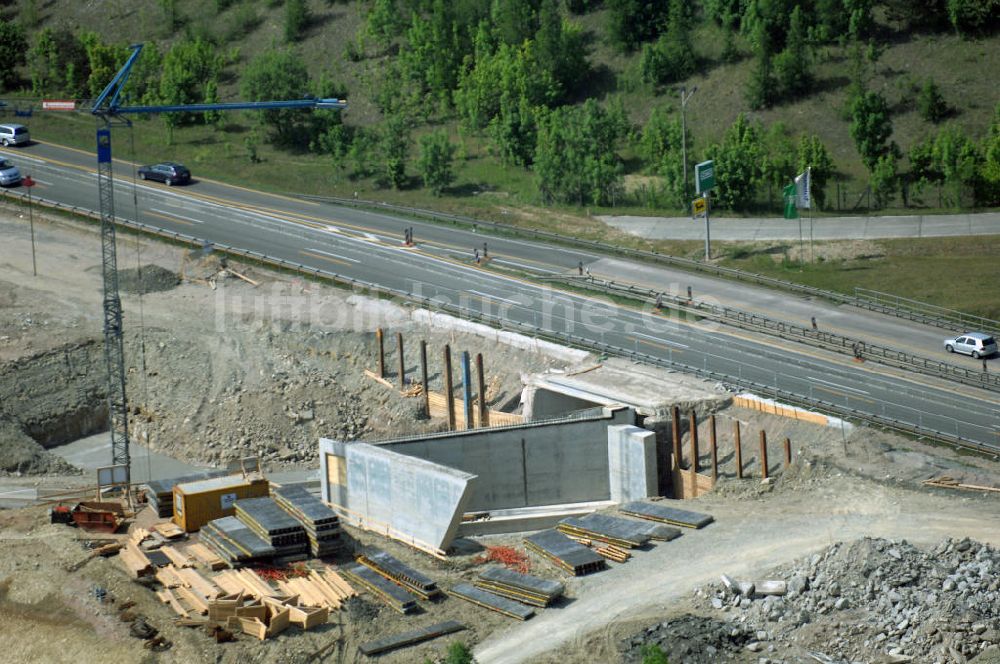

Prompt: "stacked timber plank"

[557,513,653,549]
[357,548,440,599]
[448,583,534,620]
[213,568,286,600]
[233,496,308,557]
[474,567,564,607]
[341,563,419,614]
[143,471,225,518]
[199,516,276,564]
[619,501,715,529]
[119,541,154,578]
[271,485,342,557]
[275,569,357,610]
[359,621,466,657]
[153,563,223,615]
[523,530,606,576]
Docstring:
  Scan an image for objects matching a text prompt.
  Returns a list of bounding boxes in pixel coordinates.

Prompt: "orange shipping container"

[173,475,269,532]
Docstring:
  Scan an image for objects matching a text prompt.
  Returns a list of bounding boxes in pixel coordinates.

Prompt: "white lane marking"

[150,207,203,224]
[305,247,359,263]
[493,257,561,274]
[24,177,51,185]
[468,290,522,306]
[0,152,45,164]
[807,376,870,395]
[633,332,689,349]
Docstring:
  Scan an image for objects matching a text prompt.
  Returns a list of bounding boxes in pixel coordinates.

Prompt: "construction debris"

[358,620,466,656]
[594,543,631,563]
[341,563,419,614]
[474,545,530,573]
[923,476,1000,494]
[557,513,653,549]
[474,567,564,607]
[448,583,535,621]
[523,530,606,576]
[619,501,715,529]
[357,548,440,600]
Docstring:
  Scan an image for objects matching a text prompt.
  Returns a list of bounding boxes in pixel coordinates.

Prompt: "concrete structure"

[520,358,729,422]
[607,425,657,502]
[319,439,476,555]
[379,406,635,511]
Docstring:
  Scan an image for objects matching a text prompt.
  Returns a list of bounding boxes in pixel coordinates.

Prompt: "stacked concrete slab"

[234,496,309,558]
[474,567,564,607]
[270,485,341,557]
[200,516,276,563]
[557,513,653,549]
[524,529,606,576]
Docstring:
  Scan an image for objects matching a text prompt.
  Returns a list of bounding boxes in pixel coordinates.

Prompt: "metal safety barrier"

[6,189,995,455]
[855,288,1000,338]
[555,276,1000,393]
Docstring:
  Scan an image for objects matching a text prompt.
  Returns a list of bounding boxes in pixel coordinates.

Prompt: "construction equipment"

[90,44,346,488]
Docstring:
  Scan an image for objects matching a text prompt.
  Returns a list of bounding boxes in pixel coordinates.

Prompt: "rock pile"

[623,537,1000,664]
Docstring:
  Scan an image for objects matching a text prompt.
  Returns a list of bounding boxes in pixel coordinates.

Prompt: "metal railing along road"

[557,275,1000,393]
[5,190,996,455]
[302,193,1000,338]
[855,288,1000,338]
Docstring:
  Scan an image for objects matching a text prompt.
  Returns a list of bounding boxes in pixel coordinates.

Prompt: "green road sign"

[695,160,715,194]
[783,183,798,219]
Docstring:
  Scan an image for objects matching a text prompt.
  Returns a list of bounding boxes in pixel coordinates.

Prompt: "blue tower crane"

[91,44,346,488]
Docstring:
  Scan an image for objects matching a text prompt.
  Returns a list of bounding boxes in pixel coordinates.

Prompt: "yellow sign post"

[692,197,706,216]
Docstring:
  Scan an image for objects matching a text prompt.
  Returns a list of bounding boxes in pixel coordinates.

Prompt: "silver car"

[0,158,21,186]
[944,332,997,359]
[0,123,29,146]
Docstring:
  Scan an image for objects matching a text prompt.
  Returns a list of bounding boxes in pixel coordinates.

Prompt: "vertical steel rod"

[396,332,405,388]
[709,415,718,483]
[443,345,455,431]
[420,340,429,417]
[376,327,385,378]
[734,420,743,479]
[476,353,488,428]
[760,430,769,480]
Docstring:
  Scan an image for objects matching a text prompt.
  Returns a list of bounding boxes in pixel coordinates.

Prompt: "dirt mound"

[0,419,79,475]
[625,537,1000,663]
[117,264,179,294]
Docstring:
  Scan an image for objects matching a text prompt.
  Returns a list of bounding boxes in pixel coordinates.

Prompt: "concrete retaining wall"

[319,438,476,554]
[379,407,635,511]
[607,425,658,502]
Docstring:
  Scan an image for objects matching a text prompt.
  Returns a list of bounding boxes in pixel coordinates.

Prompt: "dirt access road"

[477,474,1000,663]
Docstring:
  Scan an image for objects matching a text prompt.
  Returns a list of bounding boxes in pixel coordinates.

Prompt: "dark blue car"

[138,162,191,186]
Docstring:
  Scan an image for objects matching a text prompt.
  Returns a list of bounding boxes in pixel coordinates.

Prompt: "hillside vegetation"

[1,0,998,220]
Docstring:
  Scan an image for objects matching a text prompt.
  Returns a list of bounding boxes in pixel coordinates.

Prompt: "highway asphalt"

[3,140,998,449]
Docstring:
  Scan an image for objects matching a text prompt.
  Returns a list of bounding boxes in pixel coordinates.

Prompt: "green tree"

[761,123,796,210]
[773,5,811,100]
[797,133,834,210]
[240,49,312,146]
[490,0,539,46]
[870,153,898,208]
[365,0,401,51]
[534,0,588,101]
[850,91,893,171]
[285,0,311,42]
[639,0,695,89]
[947,0,999,36]
[159,39,223,142]
[81,33,130,99]
[607,0,671,51]
[379,114,411,189]
[706,113,764,210]
[640,105,690,207]
[978,104,1000,206]
[0,21,27,91]
[445,640,474,664]
[418,129,457,195]
[535,100,623,205]
[932,125,978,206]
[917,79,948,123]
[399,0,462,110]
[159,0,180,35]
[846,0,875,40]
[745,23,774,110]
[641,643,670,664]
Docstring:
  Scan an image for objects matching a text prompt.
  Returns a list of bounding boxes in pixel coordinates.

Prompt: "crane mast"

[90,44,346,487]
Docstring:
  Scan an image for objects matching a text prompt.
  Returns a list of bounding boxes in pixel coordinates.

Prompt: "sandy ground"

[1,206,999,663]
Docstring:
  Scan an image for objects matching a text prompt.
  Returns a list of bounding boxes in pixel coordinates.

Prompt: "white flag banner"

[795,168,811,209]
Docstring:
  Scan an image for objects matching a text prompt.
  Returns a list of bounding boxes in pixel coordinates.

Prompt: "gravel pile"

[623,537,1000,664]
[117,264,180,294]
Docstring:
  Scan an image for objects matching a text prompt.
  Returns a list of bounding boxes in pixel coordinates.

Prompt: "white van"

[0,124,30,146]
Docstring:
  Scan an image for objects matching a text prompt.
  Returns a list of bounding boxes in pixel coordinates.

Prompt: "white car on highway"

[943,332,997,359]
[0,158,22,186]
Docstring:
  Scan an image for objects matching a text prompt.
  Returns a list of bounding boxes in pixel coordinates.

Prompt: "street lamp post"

[679,86,697,208]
